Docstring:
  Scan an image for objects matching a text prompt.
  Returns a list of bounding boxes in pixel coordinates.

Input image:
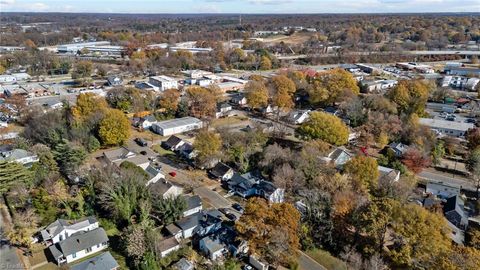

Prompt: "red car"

[169,171,177,177]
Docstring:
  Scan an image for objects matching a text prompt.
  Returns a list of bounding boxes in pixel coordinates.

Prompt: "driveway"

[0,203,23,270]
[297,251,327,270]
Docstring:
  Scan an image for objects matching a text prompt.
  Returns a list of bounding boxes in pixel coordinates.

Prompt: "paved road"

[0,204,23,270]
[418,170,477,192]
[297,251,327,270]
[194,186,231,209]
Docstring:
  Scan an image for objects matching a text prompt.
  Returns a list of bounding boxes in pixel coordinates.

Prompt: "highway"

[276,50,480,60]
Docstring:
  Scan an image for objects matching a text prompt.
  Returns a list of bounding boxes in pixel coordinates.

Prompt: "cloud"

[0,0,16,5]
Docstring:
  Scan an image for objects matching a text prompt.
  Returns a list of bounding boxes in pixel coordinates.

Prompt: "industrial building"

[148,75,178,91]
[419,118,474,137]
[151,117,203,136]
[57,41,111,54]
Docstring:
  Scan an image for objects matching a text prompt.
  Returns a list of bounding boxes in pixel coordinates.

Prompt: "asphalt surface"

[297,251,327,270]
[418,170,476,191]
[0,205,23,270]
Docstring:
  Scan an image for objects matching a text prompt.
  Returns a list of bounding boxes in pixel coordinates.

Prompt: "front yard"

[305,249,347,270]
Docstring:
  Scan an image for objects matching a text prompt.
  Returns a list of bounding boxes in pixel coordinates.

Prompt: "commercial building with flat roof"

[148,75,178,91]
[151,117,203,136]
[419,118,474,137]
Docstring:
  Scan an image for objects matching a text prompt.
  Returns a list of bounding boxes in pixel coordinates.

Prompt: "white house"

[148,75,178,91]
[162,135,186,151]
[199,236,227,260]
[209,162,234,181]
[158,237,181,258]
[289,110,310,124]
[148,179,183,199]
[40,217,99,245]
[183,195,203,217]
[0,148,39,165]
[151,117,203,136]
[215,103,233,118]
[255,181,285,203]
[378,166,401,182]
[48,228,109,265]
[145,165,166,186]
[102,147,150,169]
[137,115,157,130]
[320,147,353,168]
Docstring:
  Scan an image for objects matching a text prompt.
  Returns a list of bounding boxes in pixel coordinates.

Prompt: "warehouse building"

[151,117,203,136]
[148,75,178,91]
[419,118,474,138]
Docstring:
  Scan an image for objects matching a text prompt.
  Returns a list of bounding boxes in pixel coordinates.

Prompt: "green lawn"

[152,144,175,156]
[305,249,348,270]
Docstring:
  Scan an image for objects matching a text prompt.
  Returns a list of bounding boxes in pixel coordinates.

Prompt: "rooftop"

[419,118,474,131]
[153,117,202,130]
[70,252,119,270]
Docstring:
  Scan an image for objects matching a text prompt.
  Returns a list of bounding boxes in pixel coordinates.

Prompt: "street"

[0,202,23,270]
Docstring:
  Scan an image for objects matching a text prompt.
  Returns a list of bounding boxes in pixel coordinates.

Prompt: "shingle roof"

[184,195,202,211]
[163,135,183,149]
[158,237,180,252]
[55,228,108,256]
[210,162,232,178]
[42,216,97,241]
[176,212,202,230]
[148,180,173,196]
[201,236,225,253]
[70,252,119,270]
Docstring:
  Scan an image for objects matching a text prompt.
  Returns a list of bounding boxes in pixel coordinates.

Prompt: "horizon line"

[1,11,479,15]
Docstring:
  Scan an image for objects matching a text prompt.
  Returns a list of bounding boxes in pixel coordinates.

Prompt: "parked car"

[134,138,148,147]
[219,208,230,215]
[232,203,244,213]
[225,213,237,221]
[169,171,177,177]
[466,118,476,124]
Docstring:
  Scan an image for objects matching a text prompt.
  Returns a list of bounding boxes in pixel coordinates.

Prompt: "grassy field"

[306,249,348,270]
[152,144,175,156]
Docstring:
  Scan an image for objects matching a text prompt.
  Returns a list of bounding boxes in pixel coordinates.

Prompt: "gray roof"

[0,148,37,162]
[158,237,180,252]
[255,180,278,195]
[201,236,225,253]
[148,180,174,196]
[176,212,202,230]
[163,135,183,148]
[166,223,182,235]
[54,228,108,256]
[419,118,474,132]
[153,117,201,130]
[103,147,135,162]
[229,172,259,191]
[184,195,202,211]
[209,162,232,178]
[70,252,119,270]
[42,216,97,241]
[173,258,194,270]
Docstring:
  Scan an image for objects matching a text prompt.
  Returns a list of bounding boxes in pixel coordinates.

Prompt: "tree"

[402,147,431,174]
[297,112,349,146]
[186,86,216,119]
[259,56,272,70]
[53,141,86,177]
[271,75,296,112]
[344,156,379,193]
[466,148,480,198]
[71,93,108,122]
[0,161,34,194]
[194,129,222,167]
[466,225,480,249]
[387,203,452,269]
[98,109,131,146]
[124,224,147,262]
[158,88,181,113]
[245,80,269,109]
[388,80,430,115]
[71,60,93,80]
[431,140,446,165]
[236,198,300,266]
[466,128,480,150]
[308,69,359,106]
[151,196,186,225]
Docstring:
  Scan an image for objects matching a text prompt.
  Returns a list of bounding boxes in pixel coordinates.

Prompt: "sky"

[0,0,479,14]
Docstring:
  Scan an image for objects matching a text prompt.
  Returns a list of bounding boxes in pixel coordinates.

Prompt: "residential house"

[255,181,284,203]
[362,80,398,93]
[183,195,203,217]
[199,236,227,260]
[320,147,352,168]
[175,212,202,239]
[178,142,197,160]
[378,166,401,182]
[388,142,408,157]
[323,106,341,117]
[230,93,247,106]
[135,115,157,130]
[158,237,181,258]
[102,147,150,169]
[426,182,461,199]
[0,147,39,165]
[70,252,119,270]
[288,110,310,124]
[209,162,234,181]
[49,228,109,264]
[165,223,183,241]
[145,164,166,186]
[196,210,223,237]
[444,195,468,230]
[215,103,233,118]
[148,179,183,199]
[107,76,123,87]
[172,258,194,270]
[40,217,99,245]
[162,135,185,151]
[228,172,260,198]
